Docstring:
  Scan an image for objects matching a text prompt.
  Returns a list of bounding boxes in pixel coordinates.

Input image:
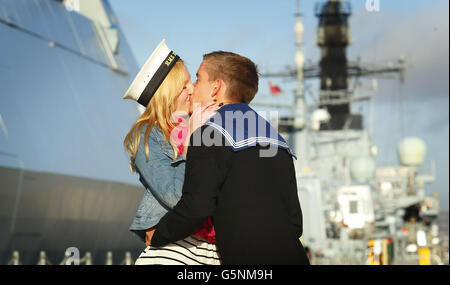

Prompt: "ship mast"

[294,0,305,130]
[315,0,352,130]
[293,0,310,172]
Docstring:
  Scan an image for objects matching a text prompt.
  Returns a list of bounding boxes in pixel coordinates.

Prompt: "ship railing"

[6,250,135,265]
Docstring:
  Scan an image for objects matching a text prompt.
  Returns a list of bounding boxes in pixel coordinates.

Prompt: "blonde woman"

[123,40,220,265]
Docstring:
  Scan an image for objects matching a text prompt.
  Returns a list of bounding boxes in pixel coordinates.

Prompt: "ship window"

[349,200,358,214]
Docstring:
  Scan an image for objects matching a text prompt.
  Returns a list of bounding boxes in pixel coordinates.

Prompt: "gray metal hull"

[0,0,147,264]
[0,166,144,264]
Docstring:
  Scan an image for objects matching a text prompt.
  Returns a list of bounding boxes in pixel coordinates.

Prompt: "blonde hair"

[123,60,185,172]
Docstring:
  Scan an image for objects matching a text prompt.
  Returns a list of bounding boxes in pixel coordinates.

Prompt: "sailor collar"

[204,103,297,159]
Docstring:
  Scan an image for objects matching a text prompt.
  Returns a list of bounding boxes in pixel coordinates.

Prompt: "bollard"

[120,251,134,265]
[37,251,47,265]
[105,251,113,265]
[83,251,93,265]
[7,251,21,265]
[59,249,71,265]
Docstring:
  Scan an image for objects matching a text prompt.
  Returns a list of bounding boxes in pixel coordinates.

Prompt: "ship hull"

[0,0,147,264]
[0,166,145,265]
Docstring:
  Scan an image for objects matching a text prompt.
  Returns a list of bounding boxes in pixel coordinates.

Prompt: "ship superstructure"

[256,0,446,265]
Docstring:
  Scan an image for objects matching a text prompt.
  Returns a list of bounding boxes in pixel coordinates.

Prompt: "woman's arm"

[134,129,186,209]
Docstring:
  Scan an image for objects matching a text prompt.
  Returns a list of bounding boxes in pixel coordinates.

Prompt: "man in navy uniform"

[150,51,310,265]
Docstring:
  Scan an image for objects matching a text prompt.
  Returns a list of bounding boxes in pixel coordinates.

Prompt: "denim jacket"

[129,124,186,242]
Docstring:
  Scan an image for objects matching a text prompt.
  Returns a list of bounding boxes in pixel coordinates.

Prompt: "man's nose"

[188,83,194,94]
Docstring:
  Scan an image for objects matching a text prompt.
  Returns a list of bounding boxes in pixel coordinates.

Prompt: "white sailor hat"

[123,39,180,106]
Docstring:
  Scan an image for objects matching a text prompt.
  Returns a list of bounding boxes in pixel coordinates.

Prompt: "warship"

[0,0,145,265]
[0,0,447,265]
[256,0,448,265]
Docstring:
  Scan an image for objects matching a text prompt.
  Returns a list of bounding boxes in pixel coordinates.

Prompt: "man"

[150,51,310,265]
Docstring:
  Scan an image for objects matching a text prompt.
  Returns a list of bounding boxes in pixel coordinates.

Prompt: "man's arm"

[288,157,303,238]
[150,126,231,247]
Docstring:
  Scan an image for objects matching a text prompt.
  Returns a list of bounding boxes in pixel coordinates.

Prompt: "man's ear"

[211,79,222,98]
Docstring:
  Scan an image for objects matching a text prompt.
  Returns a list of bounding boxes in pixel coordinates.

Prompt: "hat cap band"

[138,51,180,106]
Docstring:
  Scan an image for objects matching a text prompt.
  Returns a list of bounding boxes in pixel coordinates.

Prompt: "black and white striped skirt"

[134,235,221,265]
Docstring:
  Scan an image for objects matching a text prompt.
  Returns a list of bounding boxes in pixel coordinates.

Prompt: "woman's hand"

[184,101,221,148]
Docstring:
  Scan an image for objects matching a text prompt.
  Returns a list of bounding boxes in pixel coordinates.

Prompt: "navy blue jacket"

[151,104,309,265]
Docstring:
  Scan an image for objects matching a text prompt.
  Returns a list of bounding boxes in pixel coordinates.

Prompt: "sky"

[109,0,449,210]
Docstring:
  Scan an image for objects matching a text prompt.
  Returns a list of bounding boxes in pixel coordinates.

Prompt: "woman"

[123,41,220,265]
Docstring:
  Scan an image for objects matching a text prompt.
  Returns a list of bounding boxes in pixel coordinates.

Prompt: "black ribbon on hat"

[138,51,180,107]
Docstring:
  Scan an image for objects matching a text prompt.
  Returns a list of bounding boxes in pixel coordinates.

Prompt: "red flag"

[268,81,282,95]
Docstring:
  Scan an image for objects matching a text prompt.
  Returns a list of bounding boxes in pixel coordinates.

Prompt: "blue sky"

[109,0,449,210]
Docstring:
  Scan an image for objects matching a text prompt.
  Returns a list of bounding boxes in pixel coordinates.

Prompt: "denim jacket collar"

[131,125,185,168]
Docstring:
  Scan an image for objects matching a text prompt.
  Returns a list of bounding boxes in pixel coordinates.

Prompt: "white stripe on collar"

[204,121,296,158]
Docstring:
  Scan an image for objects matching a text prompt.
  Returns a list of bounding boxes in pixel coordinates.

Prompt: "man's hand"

[145,227,156,247]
